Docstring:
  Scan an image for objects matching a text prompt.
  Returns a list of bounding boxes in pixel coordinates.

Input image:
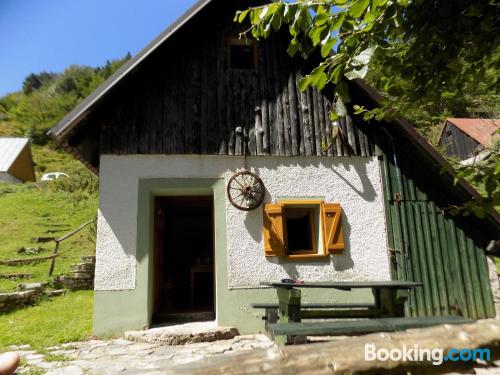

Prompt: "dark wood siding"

[438,122,480,160]
[70,0,374,162]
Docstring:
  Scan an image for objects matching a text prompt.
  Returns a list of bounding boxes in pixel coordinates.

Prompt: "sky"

[0,0,198,96]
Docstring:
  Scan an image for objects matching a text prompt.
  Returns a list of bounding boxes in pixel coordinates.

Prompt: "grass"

[31,144,86,179]
[0,182,97,292]
[0,119,24,137]
[0,119,98,351]
[0,291,93,351]
[0,141,98,292]
[0,131,98,292]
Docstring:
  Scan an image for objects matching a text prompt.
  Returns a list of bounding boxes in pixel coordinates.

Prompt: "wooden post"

[48,241,60,277]
[276,287,302,345]
[48,219,94,276]
[374,288,409,318]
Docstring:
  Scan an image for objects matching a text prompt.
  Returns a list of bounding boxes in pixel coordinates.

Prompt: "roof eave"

[351,79,500,225]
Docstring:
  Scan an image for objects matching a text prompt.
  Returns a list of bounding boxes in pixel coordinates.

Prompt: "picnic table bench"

[255,281,472,345]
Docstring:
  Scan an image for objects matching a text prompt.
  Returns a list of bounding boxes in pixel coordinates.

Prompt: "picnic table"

[259,280,424,323]
[254,280,475,345]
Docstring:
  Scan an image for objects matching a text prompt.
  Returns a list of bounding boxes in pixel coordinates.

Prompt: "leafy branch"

[235,0,500,217]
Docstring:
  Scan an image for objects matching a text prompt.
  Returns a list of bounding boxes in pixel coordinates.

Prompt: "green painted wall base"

[94,290,149,336]
[94,287,373,336]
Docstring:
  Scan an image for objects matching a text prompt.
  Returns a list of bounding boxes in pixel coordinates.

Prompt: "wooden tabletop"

[260,281,423,290]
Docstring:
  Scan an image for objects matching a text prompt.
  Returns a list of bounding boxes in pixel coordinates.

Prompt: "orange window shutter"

[322,203,345,254]
[263,203,285,257]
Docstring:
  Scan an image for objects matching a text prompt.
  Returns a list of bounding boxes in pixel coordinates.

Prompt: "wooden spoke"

[227,171,265,211]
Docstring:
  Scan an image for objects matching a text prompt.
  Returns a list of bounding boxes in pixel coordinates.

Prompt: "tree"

[4,54,131,145]
[235,0,500,216]
[22,72,58,95]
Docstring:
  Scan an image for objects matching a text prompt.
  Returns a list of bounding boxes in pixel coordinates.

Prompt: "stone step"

[45,289,66,297]
[124,321,239,346]
[0,255,57,266]
[17,282,46,291]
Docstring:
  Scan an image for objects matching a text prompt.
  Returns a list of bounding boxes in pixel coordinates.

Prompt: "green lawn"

[0,182,97,292]
[0,140,97,292]
[0,291,93,350]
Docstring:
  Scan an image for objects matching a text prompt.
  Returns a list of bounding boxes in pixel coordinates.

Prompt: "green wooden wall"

[379,135,496,319]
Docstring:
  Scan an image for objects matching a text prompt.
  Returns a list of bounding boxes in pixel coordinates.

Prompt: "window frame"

[279,200,329,260]
[226,37,258,70]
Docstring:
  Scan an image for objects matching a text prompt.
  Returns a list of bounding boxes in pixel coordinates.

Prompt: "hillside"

[0,56,129,292]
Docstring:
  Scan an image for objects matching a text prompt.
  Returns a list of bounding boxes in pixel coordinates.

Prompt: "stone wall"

[54,256,95,290]
[0,289,42,312]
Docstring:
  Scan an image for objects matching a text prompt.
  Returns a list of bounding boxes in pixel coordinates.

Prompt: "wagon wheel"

[227,171,265,211]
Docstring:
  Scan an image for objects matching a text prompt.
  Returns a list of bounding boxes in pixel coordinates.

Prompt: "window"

[263,200,345,259]
[227,38,257,70]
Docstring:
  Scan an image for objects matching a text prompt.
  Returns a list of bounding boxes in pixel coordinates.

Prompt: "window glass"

[285,208,315,254]
[228,39,256,70]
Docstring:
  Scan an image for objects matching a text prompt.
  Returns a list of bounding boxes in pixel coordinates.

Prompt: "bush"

[45,171,98,194]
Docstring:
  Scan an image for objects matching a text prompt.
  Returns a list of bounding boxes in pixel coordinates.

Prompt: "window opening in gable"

[228,38,257,70]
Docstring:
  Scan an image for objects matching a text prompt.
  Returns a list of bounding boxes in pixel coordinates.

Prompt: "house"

[0,137,36,183]
[48,0,500,336]
[438,118,500,160]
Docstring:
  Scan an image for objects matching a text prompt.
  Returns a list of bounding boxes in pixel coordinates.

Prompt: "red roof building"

[438,118,499,160]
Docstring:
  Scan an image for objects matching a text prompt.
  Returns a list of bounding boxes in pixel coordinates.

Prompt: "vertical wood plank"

[466,236,486,317]
[271,37,285,156]
[447,219,469,317]
[216,22,227,154]
[288,69,300,156]
[456,226,478,319]
[427,202,449,316]
[311,89,322,155]
[259,40,270,155]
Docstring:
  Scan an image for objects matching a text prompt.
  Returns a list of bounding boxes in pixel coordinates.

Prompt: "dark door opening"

[153,196,215,323]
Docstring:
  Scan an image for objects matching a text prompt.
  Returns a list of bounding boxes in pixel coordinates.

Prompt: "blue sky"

[0,0,198,96]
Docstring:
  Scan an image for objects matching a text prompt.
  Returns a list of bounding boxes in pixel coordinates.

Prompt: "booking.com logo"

[365,344,491,366]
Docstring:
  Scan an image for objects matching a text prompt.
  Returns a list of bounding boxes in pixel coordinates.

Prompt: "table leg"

[277,287,301,322]
[276,287,302,345]
[372,288,408,317]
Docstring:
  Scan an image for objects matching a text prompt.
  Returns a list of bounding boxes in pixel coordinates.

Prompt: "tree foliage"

[235,0,500,216]
[450,138,500,218]
[1,55,130,145]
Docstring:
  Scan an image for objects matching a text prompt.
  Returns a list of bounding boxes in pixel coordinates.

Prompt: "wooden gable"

[61,0,375,171]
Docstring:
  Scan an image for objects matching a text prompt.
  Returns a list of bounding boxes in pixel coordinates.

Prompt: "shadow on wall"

[329,160,377,202]
[331,212,354,271]
[244,203,265,243]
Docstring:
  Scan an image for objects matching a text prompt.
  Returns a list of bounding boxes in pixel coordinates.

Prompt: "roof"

[0,138,29,172]
[47,0,214,139]
[443,118,500,146]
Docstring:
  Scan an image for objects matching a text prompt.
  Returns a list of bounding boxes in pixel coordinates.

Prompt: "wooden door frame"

[152,195,215,321]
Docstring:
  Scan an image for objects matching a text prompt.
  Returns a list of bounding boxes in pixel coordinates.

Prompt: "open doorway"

[153,196,215,323]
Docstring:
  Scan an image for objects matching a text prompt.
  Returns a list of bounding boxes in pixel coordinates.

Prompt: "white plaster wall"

[95,155,390,290]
